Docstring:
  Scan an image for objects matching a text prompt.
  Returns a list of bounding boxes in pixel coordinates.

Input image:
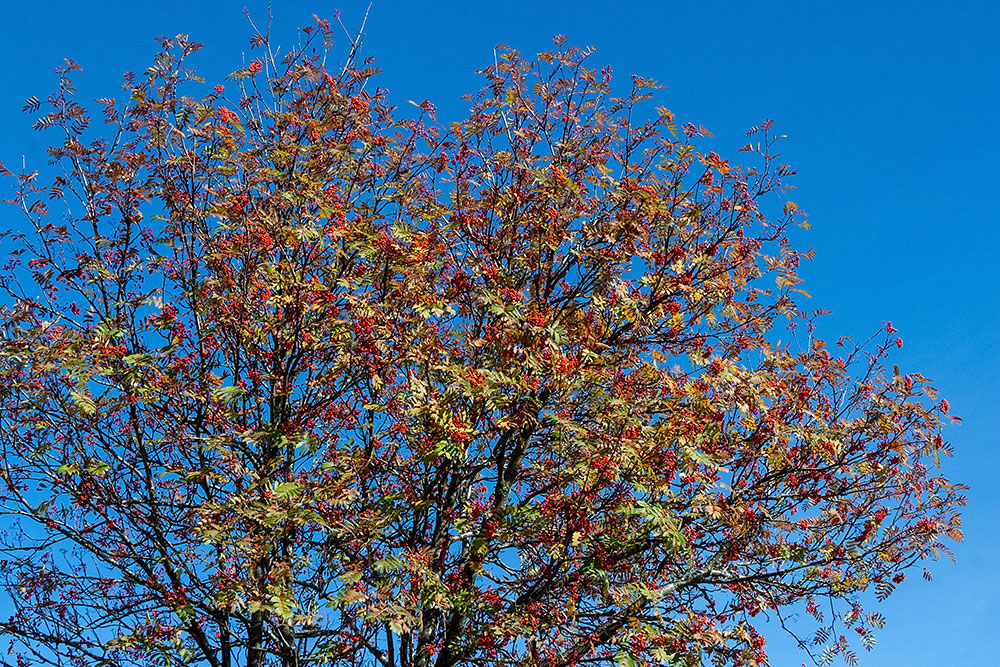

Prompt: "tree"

[0,16,964,667]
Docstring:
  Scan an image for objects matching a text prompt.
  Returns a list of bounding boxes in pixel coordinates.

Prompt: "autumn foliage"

[0,16,964,667]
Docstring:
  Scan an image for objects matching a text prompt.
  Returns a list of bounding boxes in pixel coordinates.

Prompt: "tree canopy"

[0,16,964,667]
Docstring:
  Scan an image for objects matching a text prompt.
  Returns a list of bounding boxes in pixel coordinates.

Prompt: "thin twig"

[339,3,373,77]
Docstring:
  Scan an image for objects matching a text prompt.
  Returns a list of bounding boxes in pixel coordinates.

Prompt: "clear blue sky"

[0,1,995,664]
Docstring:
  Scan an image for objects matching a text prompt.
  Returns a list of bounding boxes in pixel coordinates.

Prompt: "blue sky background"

[0,1,995,664]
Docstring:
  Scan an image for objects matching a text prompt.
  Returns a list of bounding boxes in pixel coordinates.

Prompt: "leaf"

[85,460,110,476]
[273,482,302,498]
[211,385,244,403]
[183,468,211,482]
[373,556,404,573]
[123,353,153,366]
[70,390,96,416]
[614,650,639,667]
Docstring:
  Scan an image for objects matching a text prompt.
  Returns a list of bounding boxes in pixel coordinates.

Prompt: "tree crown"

[0,16,964,667]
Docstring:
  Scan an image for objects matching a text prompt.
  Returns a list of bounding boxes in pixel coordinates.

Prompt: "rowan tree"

[0,15,964,667]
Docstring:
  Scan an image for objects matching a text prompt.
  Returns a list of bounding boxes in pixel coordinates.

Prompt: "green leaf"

[684,445,723,469]
[70,390,96,416]
[373,555,404,573]
[122,353,153,366]
[273,482,302,498]
[86,460,110,476]
[94,320,123,341]
[211,385,244,403]
[183,468,211,482]
[615,650,639,667]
